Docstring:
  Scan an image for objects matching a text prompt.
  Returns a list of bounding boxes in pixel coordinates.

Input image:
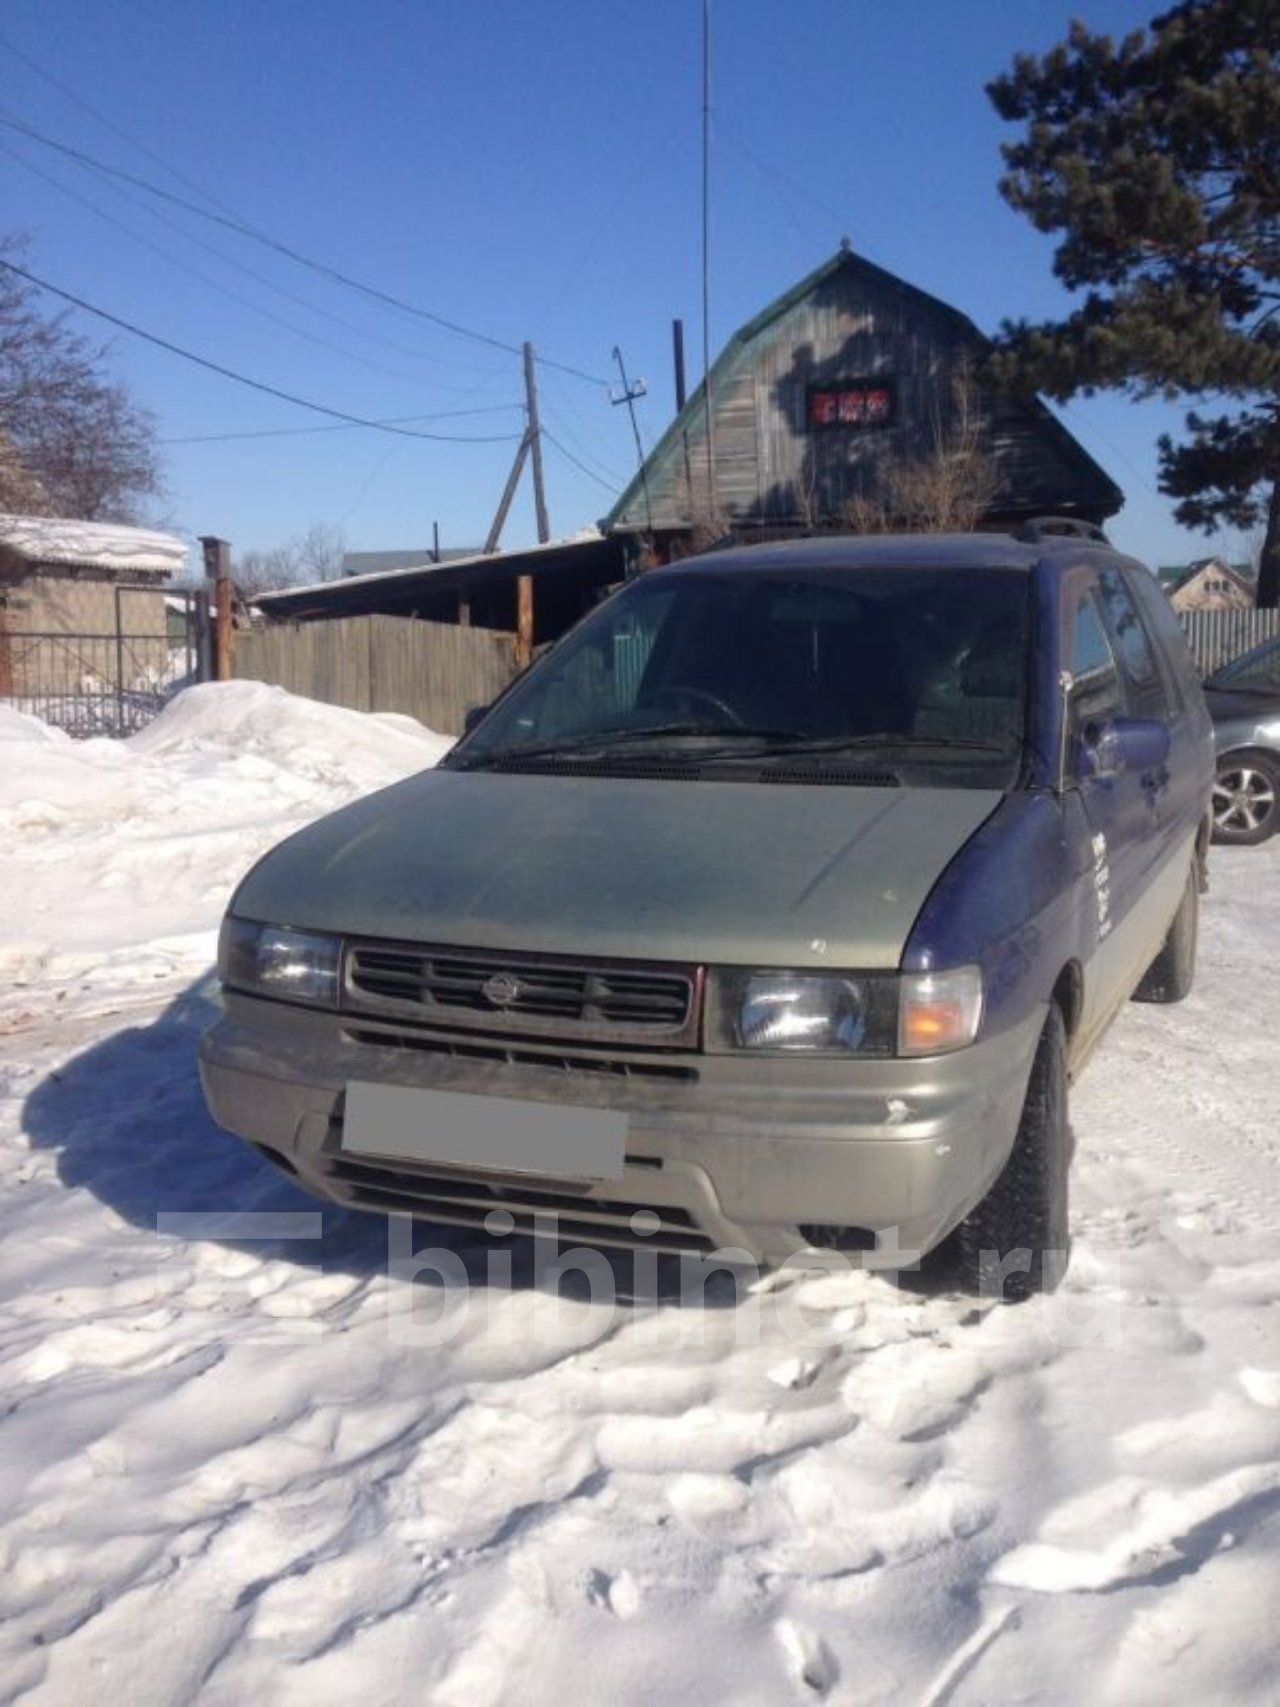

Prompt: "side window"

[1071,593,1125,724]
[1096,568,1170,719]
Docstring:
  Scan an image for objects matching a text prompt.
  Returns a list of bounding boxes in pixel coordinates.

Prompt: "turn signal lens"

[898,966,983,1056]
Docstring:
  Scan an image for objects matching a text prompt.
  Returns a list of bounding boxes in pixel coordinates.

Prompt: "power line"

[0,137,497,394]
[162,404,523,445]
[542,428,621,494]
[0,111,610,387]
[540,398,628,486]
[0,118,506,383]
[0,25,246,222]
[0,257,526,443]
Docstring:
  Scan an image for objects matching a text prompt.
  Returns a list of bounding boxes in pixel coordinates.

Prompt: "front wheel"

[1212,750,1280,845]
[953,1006,1070,1303]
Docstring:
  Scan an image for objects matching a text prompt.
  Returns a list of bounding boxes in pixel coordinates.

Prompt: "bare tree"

[0,234,164,521]
[237,523,348,594]
[842,362,1002,534]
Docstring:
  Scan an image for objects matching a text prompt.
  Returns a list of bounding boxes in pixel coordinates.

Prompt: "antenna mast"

[701,0,716,520]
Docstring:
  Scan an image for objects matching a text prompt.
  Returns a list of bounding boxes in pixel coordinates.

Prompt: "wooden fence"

[234,615,518,735]
[1178,608,1280,674]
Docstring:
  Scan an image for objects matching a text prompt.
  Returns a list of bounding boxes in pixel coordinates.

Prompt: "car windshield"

[452,563,1031,787]
[1206,637,1280,693]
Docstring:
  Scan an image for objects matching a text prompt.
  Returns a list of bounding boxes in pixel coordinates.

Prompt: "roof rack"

[1015,516,1110,546]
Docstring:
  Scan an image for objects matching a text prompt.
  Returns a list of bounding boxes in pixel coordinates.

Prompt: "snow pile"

[0,682,450,1002]
[0,696,1277,1704]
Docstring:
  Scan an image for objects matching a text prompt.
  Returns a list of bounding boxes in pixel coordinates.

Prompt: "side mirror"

[462,703,489,736]
[1075,715,1170,781]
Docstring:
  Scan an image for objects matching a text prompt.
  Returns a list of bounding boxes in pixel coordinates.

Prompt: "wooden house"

[605,246,1122,559]
[1163,557,1256,613]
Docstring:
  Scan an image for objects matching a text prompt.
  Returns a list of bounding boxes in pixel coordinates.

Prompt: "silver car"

[1204,635,1280,845]
[200,534,1213,1300]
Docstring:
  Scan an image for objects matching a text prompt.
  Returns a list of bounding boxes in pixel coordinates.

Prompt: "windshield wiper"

[742,732,1013,757]
[450,723,802,769]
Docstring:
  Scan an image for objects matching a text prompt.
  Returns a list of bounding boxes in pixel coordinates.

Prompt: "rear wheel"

[1132,863,1198,1004]
[1212,750,1280,845]
[953,1006,1070,1303]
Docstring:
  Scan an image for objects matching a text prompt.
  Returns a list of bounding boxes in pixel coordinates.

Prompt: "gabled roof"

[604,246,1122,532]
[0,512,187,576]
[1165,557,1256,596]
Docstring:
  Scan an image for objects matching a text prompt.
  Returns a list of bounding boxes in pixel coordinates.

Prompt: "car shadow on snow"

[20,976,746,1310]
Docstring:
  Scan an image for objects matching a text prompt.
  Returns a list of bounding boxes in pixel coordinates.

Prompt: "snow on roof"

[0,513,188,576]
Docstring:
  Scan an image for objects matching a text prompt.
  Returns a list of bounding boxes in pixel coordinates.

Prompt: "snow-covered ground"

[0,683,1277,1705]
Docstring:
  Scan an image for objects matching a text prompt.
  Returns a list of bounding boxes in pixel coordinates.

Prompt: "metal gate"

[0,584,208,738]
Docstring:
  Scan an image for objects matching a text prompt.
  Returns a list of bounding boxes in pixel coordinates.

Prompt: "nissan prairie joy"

[199,531,1214,1300]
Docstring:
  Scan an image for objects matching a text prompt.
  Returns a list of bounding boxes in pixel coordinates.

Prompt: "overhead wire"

[0,257,526,443]
[540,399,628,487]
[0,111,610,386]
[0,109,514,380]
[0,137,505,392]
[0,25,249,221]
[161,404,523,445]
[542,429,622,495]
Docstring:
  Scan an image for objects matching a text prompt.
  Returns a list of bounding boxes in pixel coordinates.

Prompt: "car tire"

[1212,750,1280,846]
[1132,863,1198,1004]
[953,1005,1070,1303]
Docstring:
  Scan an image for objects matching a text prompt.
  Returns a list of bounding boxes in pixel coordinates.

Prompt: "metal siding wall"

[234,616,518,735]
[1178,609,1280,673]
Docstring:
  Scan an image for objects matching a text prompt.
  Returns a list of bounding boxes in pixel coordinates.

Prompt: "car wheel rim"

[1213,767,1276,833]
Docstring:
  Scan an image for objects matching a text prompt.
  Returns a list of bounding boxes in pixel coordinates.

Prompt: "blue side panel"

[1025,564,1067,791]
[902,792,1093,1037]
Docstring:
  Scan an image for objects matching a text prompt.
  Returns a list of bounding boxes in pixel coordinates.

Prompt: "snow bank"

[0,681,450,985]
[0,697,1277,1704]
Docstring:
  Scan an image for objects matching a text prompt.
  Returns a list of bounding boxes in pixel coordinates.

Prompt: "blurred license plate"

[342,1081,627,1179]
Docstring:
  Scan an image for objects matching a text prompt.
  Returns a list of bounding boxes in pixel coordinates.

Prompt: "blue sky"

[0,0,1248,572]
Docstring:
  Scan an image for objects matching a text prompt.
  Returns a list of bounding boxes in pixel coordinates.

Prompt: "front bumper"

[198,992,1044,1267]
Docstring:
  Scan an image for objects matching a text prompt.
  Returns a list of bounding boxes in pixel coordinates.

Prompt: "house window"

[808,379,895,431]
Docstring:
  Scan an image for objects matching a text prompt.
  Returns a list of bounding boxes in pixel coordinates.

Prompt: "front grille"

[344,1025,699,1081]
[322,1155,717,1255]
[344,941,700,1047]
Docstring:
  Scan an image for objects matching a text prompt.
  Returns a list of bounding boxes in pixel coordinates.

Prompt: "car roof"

[654,533,1120,577]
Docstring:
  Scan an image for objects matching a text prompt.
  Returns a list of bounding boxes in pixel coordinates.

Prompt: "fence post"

[516,574,534,668]
[200,536,234,681]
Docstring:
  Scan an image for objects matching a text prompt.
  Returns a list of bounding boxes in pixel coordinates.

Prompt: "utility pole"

[611,346,653,542]
[523,341,550,545]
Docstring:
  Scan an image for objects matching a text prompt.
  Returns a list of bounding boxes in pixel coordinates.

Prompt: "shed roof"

[0,512,187,576]
[254,531,623,620]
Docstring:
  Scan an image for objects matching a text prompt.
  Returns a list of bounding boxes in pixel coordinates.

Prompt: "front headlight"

[708,964,983,1056]
[716,971,899,1055]
[218,917,342,1007]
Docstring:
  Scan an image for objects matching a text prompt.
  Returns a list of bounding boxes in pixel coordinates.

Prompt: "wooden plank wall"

[1179,608,1280,674]
[234,615,518,735]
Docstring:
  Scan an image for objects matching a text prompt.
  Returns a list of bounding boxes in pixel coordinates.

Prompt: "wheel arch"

[1049,961,1083,1040]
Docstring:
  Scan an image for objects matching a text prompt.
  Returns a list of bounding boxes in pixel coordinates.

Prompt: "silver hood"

[231,769,1001,969]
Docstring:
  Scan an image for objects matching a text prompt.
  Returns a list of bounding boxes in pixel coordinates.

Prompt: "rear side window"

[1095,569,1170,719]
